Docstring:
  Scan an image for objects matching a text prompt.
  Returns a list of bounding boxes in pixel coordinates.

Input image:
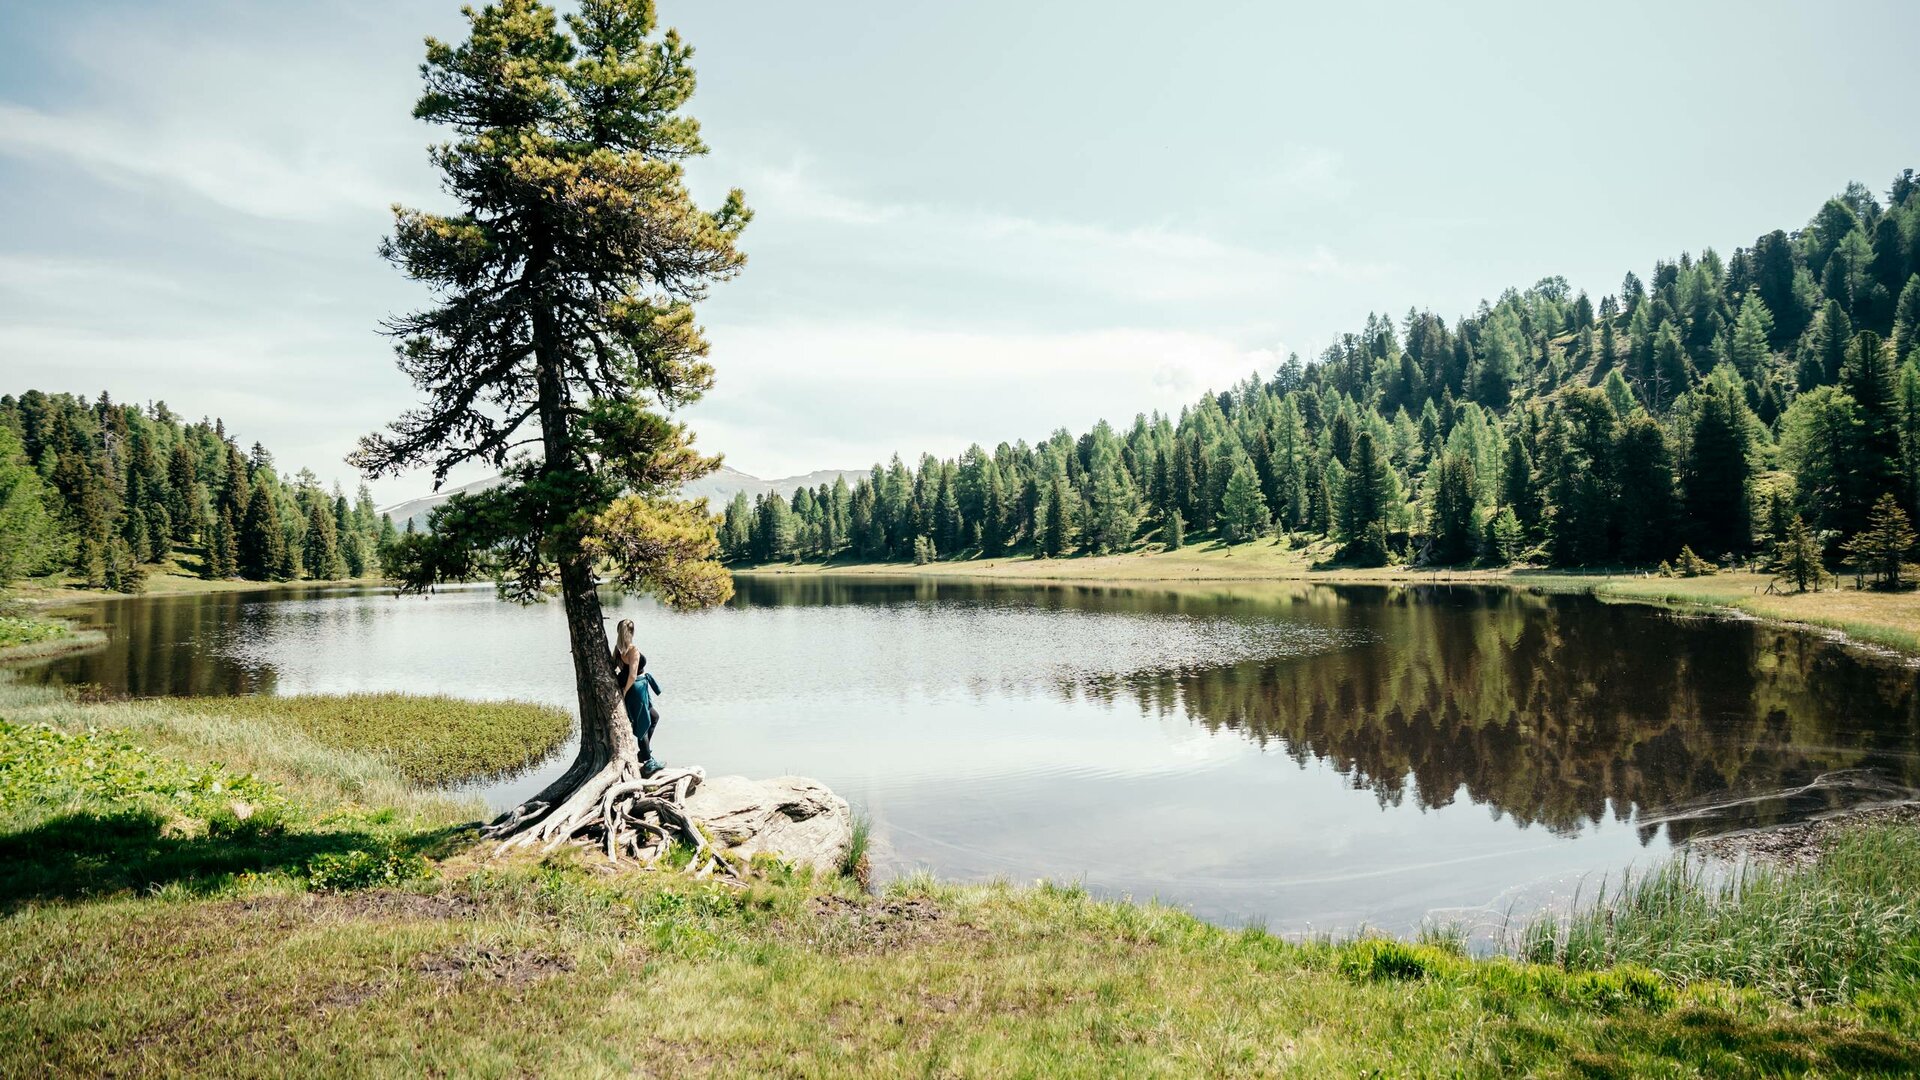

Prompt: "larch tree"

[352,0,748,854]
[1219,453,1269,543]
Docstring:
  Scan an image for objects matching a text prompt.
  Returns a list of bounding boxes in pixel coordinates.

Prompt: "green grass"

[3,677,1919,1075]
[8,851,1916,1077]
[0,675,482,823]
[0,611,105,664]
[1582,572,1920,655]
[840,808,872,887]
[745,553,1920,659]
[0,613,71,649]
[170,693,572,786]
[12,547,385,603]
[0,718,457,910]
[1517,825,1920,1010]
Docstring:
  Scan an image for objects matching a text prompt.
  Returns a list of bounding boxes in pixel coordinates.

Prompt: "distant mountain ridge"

[379,465,866,533]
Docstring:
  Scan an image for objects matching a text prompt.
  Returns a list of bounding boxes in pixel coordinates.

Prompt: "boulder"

[683,774,851,873]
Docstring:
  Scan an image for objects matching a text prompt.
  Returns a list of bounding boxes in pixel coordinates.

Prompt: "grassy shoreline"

[0,612,107,665]
[3,676,1919,1074]
[737,539,1920,658]
[12,571,388,605]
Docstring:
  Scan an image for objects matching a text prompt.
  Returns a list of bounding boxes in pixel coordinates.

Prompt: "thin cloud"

[0,102,393,221]
[1271,145,1346,200]
[748,160,1392,306]
[684,320,1279,477]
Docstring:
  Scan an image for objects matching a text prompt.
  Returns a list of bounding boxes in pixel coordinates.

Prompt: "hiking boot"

[641,757,663,778]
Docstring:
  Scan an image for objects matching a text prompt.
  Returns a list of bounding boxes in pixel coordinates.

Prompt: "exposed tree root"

[481,730,737,876]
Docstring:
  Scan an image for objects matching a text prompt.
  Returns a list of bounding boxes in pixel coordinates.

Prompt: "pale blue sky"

[1,0,1914,504]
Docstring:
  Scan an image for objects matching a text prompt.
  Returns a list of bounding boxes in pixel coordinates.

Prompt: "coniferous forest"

[0,390,396,592]
[723,173,1920,581]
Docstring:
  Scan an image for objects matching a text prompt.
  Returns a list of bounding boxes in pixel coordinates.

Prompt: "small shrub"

[205,800,291,842]
[305,844,429,892]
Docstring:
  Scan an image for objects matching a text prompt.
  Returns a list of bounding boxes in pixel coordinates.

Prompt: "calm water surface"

[25,577,1920,935]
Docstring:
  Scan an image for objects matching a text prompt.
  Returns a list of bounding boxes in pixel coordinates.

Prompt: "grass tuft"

[839,808,872,889]
[1516,824,1920,1006]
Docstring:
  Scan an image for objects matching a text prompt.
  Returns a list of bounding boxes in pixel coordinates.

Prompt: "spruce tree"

[1683,371,1754,555]
[1425,450,1477,563]
[1615,413,1678,564]
[238,487,284,580]
[1041,478,1072,558]
[1841,331,1903,530]
[166,441,197,542]
[981,467,1007,556]
[1500,430,1540,539]
[1805,300,1854,390]
[1085,460,1141,554]
[304,499,346,580]
[935,474,962,555]
[1900,360,1920,519]
[1894,275,1920,364]
[1649,323,1692,411]
[205,507,238,579]
[375,513,399,571]
[1771,514,1824,593]
[1339,432,1391,565]
[1163,508,1185,551]
[1843,493,1917,590]
[350,0,749,849]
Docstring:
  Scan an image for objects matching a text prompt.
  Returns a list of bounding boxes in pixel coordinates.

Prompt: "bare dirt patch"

[1689,804,1920,868]
[412,945,575,987]
[805,893,955,951]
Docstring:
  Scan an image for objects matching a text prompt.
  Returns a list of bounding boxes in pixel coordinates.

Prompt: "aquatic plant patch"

[0,614,71,650]
[173,693,572,787]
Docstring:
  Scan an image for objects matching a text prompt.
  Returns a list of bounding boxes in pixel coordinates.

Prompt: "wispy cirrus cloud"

[0,102,396,221]
[742,159,1391,309]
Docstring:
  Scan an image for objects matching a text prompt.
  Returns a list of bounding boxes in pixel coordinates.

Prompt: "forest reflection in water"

[732,576,1920,844]
[24,575,1919,931]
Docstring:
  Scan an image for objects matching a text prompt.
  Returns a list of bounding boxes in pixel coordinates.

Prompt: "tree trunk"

[475,313,724,870]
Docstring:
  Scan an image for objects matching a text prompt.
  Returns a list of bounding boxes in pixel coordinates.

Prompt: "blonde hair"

[612,619,635,663]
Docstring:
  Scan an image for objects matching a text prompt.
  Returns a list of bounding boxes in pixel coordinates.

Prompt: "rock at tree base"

[682,775,851,873]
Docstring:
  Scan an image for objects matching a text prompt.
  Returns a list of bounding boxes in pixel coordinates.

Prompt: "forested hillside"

[724,172,1920,576]
[0,391,395,592]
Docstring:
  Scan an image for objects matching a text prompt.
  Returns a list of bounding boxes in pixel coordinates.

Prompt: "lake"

[22,576,1920,937]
